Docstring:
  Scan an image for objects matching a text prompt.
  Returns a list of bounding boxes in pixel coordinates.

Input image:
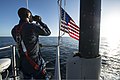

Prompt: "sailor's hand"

[33,15,42,22]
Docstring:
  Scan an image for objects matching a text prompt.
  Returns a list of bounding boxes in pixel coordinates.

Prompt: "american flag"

[60,7,80,40]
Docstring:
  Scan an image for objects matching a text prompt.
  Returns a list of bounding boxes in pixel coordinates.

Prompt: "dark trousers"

[20,57,48,79]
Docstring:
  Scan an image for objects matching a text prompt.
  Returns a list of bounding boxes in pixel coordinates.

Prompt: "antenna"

[26,0,28,9]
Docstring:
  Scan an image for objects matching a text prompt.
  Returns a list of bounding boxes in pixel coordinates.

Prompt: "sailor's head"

[18,7,33,22]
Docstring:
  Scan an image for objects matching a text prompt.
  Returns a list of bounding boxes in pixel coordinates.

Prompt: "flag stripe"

[61,24,68,30]
[69,19,79,29]
[60,29,69,33]
[61,26,69,33]
[68,20,79,31]
[69,33,79,40]
[69,30,79,38]
[68,26,79,35]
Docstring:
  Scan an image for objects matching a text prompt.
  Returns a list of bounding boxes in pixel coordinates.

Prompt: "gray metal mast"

[79,0,101,58]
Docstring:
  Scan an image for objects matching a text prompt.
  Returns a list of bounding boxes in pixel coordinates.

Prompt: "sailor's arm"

[33,15,51,36]
[38,21,51,36]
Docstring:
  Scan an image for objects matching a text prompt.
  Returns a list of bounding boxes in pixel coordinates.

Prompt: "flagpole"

[55,0,62,80]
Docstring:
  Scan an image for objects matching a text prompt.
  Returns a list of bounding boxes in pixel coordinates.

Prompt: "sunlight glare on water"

[101,11,120,57]
[100,8,120,79]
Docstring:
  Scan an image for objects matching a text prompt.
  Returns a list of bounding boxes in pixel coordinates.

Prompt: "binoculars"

[32,15,41,22]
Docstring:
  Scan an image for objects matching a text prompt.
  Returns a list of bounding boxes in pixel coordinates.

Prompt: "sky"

[0,0,80,37]
[1,0,120,38]
[101,0,120,44]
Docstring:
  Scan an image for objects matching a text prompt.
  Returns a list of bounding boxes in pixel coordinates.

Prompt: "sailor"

[11,7,51,79]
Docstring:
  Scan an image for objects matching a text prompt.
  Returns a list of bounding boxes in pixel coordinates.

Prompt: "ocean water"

[0,37,120,80]
[100,37,120,80]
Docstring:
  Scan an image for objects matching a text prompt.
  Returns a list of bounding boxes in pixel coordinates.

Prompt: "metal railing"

[0,45,17,80]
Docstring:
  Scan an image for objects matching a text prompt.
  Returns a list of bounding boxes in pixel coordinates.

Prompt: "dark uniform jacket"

[11,20,51,74]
